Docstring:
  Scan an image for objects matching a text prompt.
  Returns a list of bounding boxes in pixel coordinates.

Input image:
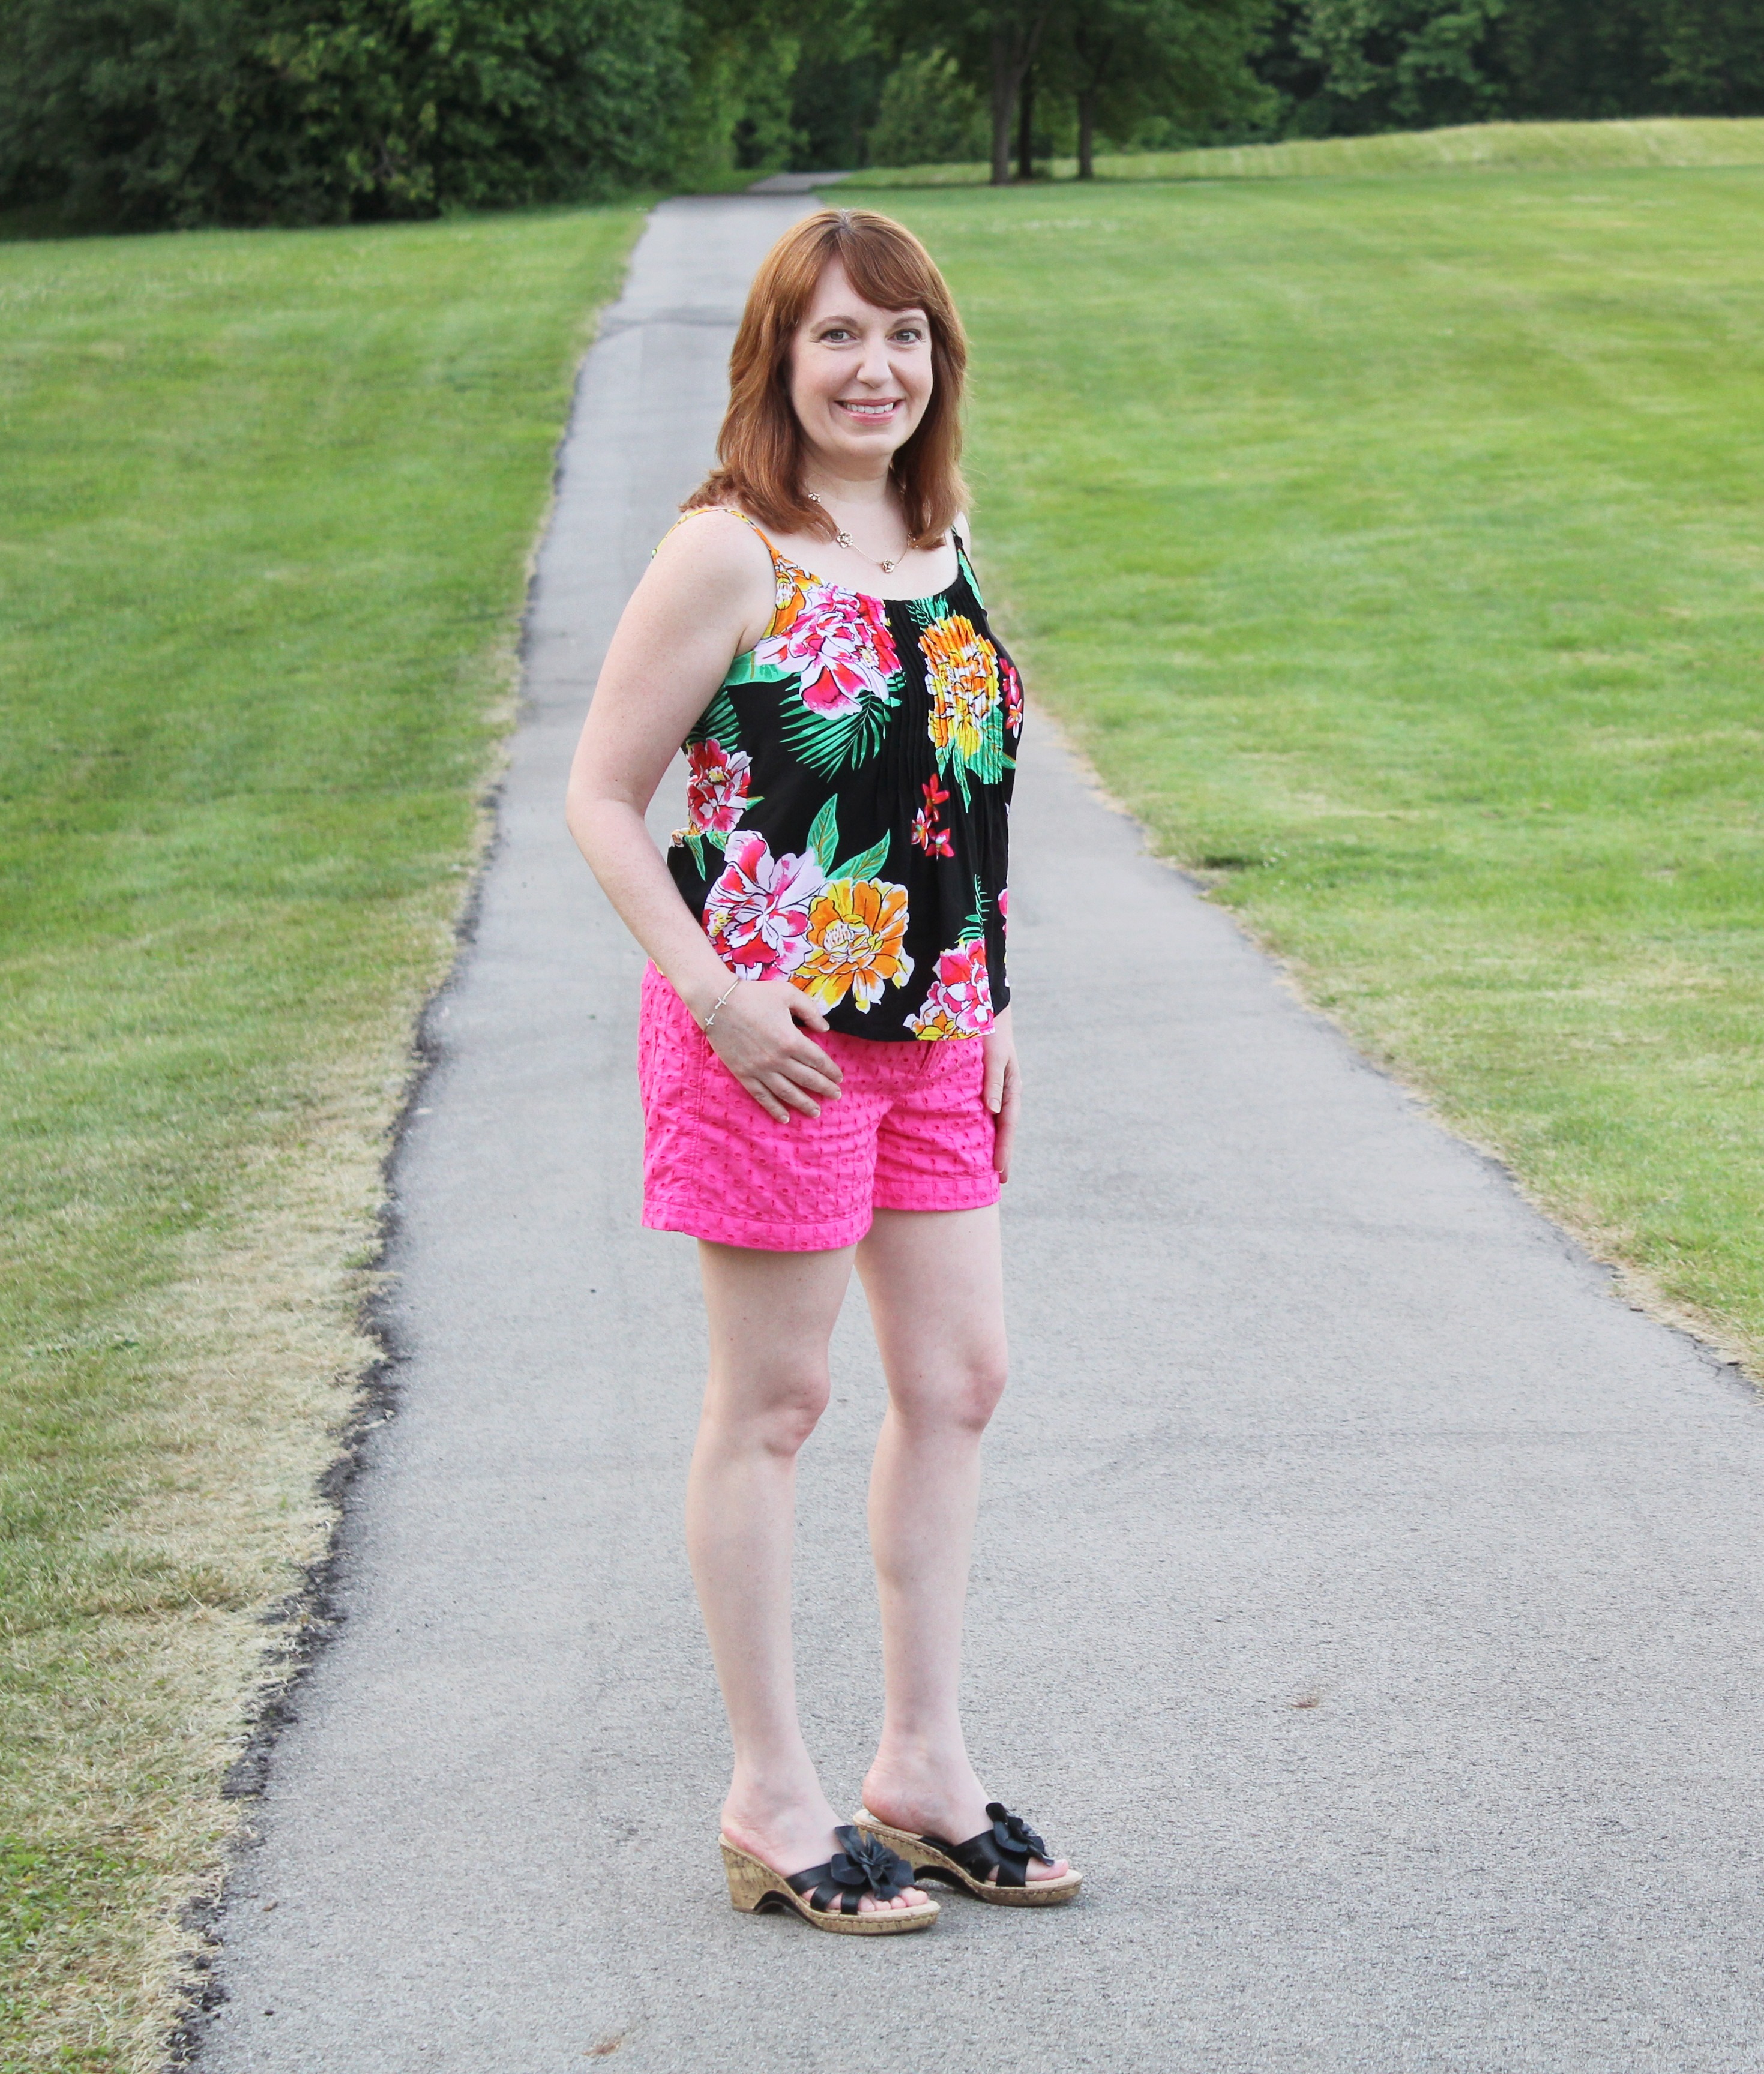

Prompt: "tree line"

[2,0,1760,229]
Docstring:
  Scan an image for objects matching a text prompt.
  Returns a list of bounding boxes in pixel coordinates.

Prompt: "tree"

[1048,0,1274,177]
[0,0,687,226]
[886,0,1059,183]
[867,47,988,166]
[1654,0,1764,113]
[1256,0,1764,135]
[787,0,893,169]
[1254,0,1508,137]
[890,0,1272,183]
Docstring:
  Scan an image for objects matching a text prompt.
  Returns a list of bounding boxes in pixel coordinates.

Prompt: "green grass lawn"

[0,203,640,2069]
[850,167,1764,1362]
[856,113,1764,187]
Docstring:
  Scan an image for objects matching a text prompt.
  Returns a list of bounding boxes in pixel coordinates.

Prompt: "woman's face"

[787,258,933,474]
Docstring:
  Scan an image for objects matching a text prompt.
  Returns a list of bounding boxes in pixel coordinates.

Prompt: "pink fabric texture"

[637,964,1001,1252]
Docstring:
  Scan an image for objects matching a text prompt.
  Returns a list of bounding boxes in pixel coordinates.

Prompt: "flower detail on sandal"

[720,1824,938,1935]
[852,1802,1082,1908]
[826,1827,918,1905]
[987,1803,1050,1865]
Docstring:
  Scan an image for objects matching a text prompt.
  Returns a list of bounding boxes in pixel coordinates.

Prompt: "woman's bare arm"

[565,512,846,1122]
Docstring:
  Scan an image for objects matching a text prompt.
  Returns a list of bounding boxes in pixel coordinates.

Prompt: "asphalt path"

[198,195,1764,2073]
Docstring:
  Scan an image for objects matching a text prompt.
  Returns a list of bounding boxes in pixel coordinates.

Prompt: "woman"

[566,208,1078,1935]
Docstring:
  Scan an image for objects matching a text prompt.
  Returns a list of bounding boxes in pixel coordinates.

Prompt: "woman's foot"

[721,1789,930,1914]
[859,1759,1070,1884]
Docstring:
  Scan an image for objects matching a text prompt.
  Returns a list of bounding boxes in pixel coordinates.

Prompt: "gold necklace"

[804,490,914,575]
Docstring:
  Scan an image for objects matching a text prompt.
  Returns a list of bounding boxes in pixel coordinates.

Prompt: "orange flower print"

[921,616,999,763]
[794,879,914,1013]
[768,555,814,637]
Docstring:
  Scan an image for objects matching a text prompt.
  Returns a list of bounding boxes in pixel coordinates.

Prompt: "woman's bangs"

[835,229,946,331]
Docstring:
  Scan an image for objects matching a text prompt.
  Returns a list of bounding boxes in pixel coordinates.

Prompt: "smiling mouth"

[836,398,902,419]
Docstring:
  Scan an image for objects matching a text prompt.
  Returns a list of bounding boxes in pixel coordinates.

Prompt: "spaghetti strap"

[662,504,781,567]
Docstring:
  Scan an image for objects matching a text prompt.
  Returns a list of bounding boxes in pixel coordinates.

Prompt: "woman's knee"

[896,1346,1009,1435]
[706,1360,831,1456]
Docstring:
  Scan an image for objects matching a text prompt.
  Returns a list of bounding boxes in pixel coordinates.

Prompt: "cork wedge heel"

[853,1804,1082,1907]
[720,1826,939,1935]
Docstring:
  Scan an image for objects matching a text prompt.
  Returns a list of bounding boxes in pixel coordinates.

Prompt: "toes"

[849,1886,931,1913]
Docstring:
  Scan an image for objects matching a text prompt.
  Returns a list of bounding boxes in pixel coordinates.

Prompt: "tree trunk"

[1077,91,1095,179]
[989,28,1015,187]
[1016,67,1036,182]
[990,8,1055,188]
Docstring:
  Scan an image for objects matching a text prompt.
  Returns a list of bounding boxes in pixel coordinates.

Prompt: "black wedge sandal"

[720,1823,939,1935]
[853,1803,1082,1907]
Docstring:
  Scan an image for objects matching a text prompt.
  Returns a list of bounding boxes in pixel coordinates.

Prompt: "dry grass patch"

[1,203,642,2069]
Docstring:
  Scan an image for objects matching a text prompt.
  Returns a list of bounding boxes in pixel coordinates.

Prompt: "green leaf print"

[831,835,891,882]
[778,673,902,778]
[805,798,840,873]
[938,745,972,812]
[678,825,734,879]
[956,545,984,607]
[689,683,740,749]
[972,696,1006,786]
[722,649,794,691]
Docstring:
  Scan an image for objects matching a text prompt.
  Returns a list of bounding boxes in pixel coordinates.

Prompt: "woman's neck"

[799,455,898,514]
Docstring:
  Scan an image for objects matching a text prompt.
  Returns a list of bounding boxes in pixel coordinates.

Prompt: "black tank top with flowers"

[666,508,1021,1042]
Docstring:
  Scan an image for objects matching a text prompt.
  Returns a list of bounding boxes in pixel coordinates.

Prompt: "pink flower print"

[1001,657,1024,734]
[911,775,954,859]
[998,886,1008,930]
[703,832,826,981]
[754,586,900,720]
[685,739,753,835]
[905,939,994,1039]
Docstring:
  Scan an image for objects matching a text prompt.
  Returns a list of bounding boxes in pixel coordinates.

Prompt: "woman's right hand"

[699,978,844,1122]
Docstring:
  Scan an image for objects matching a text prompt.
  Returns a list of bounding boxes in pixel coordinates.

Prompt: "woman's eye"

[893,328,923,343]
[820,328,854,343]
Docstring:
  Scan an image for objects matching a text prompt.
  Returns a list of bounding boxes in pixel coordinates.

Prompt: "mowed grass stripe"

[856,113,1764,188]
[854,169,1764,1360]
[0,204,640,2069]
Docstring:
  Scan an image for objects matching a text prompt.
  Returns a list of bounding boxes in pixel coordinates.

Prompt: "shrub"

[0,0,687,227]
[866,47,987,167]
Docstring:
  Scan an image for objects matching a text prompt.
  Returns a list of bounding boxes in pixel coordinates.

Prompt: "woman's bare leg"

[855,1204,1068,1881]
[690,1237,927,1911]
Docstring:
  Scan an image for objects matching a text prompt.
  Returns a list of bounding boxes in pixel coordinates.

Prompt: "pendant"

[829,515,900,576]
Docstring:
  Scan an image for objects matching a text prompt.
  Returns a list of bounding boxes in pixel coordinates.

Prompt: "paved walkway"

[199,197,1764,2074]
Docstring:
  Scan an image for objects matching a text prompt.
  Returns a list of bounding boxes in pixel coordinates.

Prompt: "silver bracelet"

[702,977,742,1032]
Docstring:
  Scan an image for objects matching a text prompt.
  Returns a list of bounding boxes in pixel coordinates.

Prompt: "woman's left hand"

[982,1007,1019,1183]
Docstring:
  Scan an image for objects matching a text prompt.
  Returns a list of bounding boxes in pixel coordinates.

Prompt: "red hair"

[685,208,969,547]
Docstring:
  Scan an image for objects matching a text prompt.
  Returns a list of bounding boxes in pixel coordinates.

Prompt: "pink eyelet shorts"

[637,963,1001,1252]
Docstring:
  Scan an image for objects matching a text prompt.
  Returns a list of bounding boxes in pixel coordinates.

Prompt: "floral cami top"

[666,507,1022,1041]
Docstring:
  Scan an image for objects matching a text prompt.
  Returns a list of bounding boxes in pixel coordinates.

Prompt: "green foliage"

[1257,0,1764,137]
[0,0,685,227]
[787,0,890,169]
[670,0,798,182]
[1654,0,1764,115]
[1050,0,1277,164]
[1268,0,1508,134]
[868,49,989,166]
